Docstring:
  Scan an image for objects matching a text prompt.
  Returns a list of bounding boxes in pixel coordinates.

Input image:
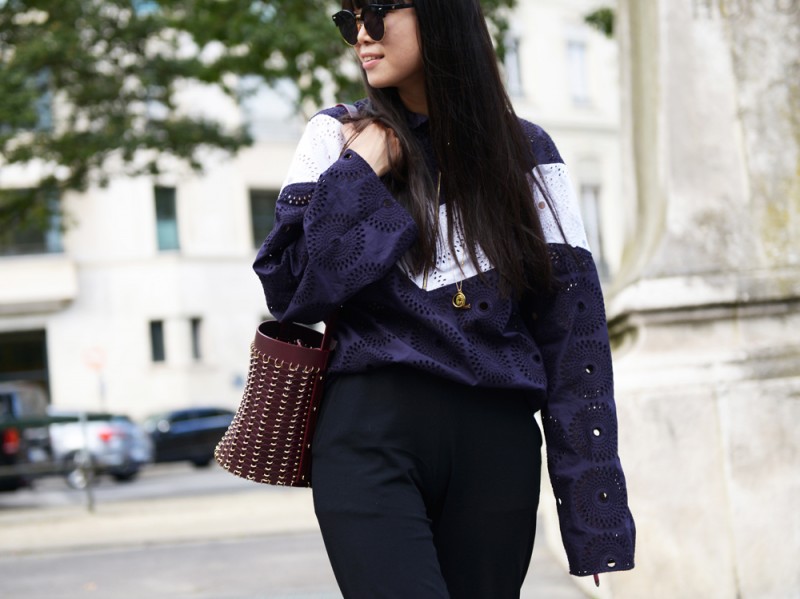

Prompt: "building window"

[0,330,48,387]
[580,184,609,279]
[504,34,524,97]
[155,186,179,251]
[190,317,202,361]
[250,189,278,248]
[33,69,53,132]
[0,188,63,256]
[567,40,590,105]
[150,320,166,362]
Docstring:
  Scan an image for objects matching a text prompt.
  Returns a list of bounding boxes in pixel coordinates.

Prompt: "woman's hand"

[342,122,402,177]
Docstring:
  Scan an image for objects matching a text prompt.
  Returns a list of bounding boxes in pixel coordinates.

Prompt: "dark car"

[143,407,235,467]
[0,382,53,491]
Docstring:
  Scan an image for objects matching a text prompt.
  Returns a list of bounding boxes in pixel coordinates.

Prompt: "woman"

[254,1,635,597]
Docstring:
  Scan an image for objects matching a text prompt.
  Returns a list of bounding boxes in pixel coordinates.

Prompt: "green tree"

[0,0,516,236]
[585,7,614,39]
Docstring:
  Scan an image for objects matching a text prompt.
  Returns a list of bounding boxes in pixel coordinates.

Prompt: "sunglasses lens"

[333,7,390,45]
[333,11,359,45]
[363,8,385,41]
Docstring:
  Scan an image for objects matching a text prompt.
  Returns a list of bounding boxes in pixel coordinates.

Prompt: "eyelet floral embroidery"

[568,402,619,462]
[573,466,630,529]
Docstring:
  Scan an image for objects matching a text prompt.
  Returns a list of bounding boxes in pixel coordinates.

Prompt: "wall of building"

[607,1,800,597]
[0,122,306,418]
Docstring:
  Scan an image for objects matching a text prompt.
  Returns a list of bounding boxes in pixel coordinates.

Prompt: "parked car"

[0,382,53,492]
[143,407,235,467]
[48,410,154,489]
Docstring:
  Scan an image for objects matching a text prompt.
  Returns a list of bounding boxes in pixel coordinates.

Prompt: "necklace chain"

[421,173,470,310]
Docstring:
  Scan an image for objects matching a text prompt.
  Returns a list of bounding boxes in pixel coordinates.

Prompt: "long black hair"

[342,0,553,298]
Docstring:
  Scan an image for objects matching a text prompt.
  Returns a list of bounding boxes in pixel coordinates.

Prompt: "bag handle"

[337,102,359,120]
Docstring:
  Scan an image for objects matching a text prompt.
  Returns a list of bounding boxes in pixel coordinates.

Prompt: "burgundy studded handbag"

[214,320,335,487]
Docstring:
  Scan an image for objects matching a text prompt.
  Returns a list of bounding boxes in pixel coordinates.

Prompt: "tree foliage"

[584,7,614,38]
[0,0,516,233]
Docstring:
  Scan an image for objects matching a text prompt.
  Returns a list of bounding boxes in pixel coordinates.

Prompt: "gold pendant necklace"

[424,172,471,310]
[452,279,470,310]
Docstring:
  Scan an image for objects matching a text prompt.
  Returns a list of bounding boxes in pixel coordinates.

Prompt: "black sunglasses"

[332,3,415,46]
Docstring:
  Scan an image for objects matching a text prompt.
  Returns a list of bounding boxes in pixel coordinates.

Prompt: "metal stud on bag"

[214,320,335,487]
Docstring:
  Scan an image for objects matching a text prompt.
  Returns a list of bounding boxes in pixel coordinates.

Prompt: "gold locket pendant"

[452,282,471,310]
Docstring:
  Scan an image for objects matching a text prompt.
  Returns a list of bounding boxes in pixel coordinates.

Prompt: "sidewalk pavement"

[0,484,589,598]
[0,486,318,556]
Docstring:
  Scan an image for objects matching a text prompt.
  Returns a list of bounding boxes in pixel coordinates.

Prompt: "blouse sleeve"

[524,123,636,577]
[253,111,418,324]
[531,245,636,577]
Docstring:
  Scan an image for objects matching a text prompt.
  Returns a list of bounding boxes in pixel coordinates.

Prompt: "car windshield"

[0,389,48,418]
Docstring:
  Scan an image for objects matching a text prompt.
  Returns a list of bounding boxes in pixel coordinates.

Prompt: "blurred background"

[1,1,798,598]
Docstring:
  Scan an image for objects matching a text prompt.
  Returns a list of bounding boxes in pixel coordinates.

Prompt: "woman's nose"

[356,17,373,44]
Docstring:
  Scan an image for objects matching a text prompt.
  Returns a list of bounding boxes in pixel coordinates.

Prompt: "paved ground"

[0,466,590,598]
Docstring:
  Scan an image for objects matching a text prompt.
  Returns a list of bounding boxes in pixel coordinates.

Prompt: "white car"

[48,410,154,489]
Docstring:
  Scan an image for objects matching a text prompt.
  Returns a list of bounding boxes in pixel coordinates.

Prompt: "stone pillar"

[607,1,800,597]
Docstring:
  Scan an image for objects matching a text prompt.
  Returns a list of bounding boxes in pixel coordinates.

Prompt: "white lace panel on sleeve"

[532,163,590,250]
[282,114,346,187]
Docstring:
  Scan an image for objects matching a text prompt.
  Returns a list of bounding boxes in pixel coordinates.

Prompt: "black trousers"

[312,365,543,599]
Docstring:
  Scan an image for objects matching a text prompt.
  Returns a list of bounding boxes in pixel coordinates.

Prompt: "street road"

[0,463,587,599]
[1,532,341,599]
